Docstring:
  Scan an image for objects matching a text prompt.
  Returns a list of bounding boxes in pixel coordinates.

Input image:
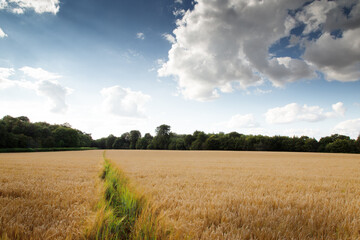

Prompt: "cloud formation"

[101,85,151,118]
[36,79,71,113]
[19,66,61,81]
[19,66,72,113]
[0,0,60,14]
[226,114,259,129]
[0,27,7,38]
[0,66,71,113]
[265,102,346,124]
[334,118,360,139]
[0,67,15,89]
[162,33,176,44]
[159,0,360,101]
[136,32,145,40]
[303,28,360,82]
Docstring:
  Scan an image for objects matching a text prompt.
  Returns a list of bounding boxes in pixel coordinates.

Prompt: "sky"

[0,0,359,139]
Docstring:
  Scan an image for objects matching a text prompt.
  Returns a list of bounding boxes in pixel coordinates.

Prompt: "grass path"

[86,151,172,240]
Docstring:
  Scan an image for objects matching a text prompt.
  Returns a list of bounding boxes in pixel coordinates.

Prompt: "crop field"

[0,150,103,239]
[107,150,360,239]
[1,150,360,239]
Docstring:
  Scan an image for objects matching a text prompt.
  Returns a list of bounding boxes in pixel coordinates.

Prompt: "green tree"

[168,138,177,150]
[112,133,131,149]
[205,135,220,150]
[78,132,92,147]
[135,138,148,149]
[106,134,117,149]
[318,134,350,152]
[325,139,357,153]
[304,138,318,152]
[153,124,171,149]
[129,130,141,149]
[112,137,123,149]
[53,127,80,147]
[0,120,7,148]
[184,134,195,150]
[96,138,107,149]
[175,138,186,150]
[136,133,153,149]
[16,134,34,148]
[121,132,130,149]
[221,134,237,150]
[190,131,207,150]
[234,135,246,150]
[2,115,17,132]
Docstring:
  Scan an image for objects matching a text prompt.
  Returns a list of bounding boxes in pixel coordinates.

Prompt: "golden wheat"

[0,150,103,239]
[107,150,360,239]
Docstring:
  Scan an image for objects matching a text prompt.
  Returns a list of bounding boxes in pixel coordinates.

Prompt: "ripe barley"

[0,150,103,239]
[107,150,360,240]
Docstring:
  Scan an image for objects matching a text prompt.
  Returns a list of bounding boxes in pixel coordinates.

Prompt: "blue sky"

[0,0,359,139]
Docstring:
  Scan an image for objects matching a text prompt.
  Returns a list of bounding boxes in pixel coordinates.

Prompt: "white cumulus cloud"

[159,0,360,101]
[158,0,315,101]
[227,114,259,129]
[295,0,337,35]
[19,66,61,80]
[293,0,360,82]
[331,102,346,116]
[265,102,346,124]
[334,118,360,139]
[162,33,176,44]
[0,66,71,113]
[0,27,7,38]
[35,79,72,113]
[0,67,15,89]
[303,28,360,82]
[295,0,360,34]
[136,32,145,40]
[0,0,60,14]
[20,66,72,113]
[173,8,185,17]
[101,85,151,118]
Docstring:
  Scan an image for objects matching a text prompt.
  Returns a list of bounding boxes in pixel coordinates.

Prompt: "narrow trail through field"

[86,151,173,239]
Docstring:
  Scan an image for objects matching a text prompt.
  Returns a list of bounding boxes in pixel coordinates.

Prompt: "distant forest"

[1,115,359,153]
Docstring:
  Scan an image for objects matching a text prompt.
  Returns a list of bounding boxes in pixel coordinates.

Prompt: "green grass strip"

[86,151,172,240]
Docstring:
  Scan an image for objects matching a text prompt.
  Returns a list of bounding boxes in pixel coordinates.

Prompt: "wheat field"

[107,150,360,239]
[0,150,103,239]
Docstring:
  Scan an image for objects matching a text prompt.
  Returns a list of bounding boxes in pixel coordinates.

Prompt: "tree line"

[0,115,92,148]
[95,124,360,154]
[1,116,359,153]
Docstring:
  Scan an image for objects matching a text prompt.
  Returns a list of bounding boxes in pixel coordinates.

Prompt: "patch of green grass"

[86,151,172,240]
[100,160,145,239]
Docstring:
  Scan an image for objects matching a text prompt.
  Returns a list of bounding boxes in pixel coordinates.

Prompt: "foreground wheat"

[0,150,103,239]
[107,150,360,239]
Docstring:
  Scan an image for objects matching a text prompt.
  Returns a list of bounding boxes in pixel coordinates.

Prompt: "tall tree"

[129,130,141,149]
[153,124,171,149]
[53,127,79,147]
[191,131,207,150]
[106,134,117,149]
